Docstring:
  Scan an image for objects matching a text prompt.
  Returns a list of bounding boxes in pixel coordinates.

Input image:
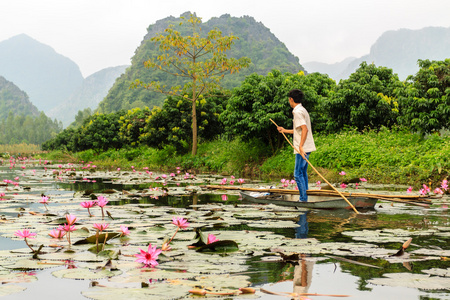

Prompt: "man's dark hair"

[288,89,305,104]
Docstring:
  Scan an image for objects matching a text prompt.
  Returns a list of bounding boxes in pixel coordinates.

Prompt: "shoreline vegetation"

[3,128,449,189]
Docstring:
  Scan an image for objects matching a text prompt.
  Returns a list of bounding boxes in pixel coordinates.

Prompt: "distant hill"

[48,65,129,127]
[0,34,84,113]
[304,26,450,81]
[303,57,356,82]
[0,76,39,119]
[97,12,305,114]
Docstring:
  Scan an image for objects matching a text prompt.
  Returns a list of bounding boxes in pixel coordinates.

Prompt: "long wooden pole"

[270,118,360,214]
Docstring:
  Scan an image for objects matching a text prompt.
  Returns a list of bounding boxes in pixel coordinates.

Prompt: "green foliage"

[184,137,269,174]
[42,111,126,152]
[397,58,450,134]
[138,93,226,153]
[221,70,335,153]
[325,62,402,132]
[134,13,251,155]
[97,13,304,115]
[69,108,93,128]
[311,127,449,184]
[0,112,62,145]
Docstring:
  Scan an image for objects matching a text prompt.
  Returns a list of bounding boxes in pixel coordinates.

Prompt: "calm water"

[0,164,449,299]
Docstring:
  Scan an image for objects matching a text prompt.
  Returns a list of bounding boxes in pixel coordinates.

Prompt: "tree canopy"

[133,13,250,155]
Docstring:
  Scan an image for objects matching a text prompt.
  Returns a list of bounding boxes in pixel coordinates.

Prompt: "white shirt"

[293,104,316,154]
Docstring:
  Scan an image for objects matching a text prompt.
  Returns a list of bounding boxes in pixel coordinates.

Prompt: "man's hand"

[299,146,307,159]
[277,126,285,133]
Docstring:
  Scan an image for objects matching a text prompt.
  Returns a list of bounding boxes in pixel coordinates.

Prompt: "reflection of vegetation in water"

[1,165,449,298]
[339,258,448,293]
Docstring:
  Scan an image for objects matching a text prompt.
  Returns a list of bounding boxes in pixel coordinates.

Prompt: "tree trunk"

[192,99,197,155]
[191,77,198,156]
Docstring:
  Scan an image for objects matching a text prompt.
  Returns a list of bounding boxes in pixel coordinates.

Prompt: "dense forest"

[0,111,62,145]
[43,59,450,154]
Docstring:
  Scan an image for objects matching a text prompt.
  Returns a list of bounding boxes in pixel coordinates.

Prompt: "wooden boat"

[240,191,378,209]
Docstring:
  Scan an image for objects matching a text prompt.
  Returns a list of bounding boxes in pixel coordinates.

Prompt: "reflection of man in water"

[293,255,314,295]
[293,212,314,295]
[295,212,309,238]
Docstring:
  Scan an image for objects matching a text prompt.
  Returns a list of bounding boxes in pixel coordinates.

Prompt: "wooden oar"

[270,118,359,214]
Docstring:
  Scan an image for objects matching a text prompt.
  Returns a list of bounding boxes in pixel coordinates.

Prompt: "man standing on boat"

[277,89,316,202]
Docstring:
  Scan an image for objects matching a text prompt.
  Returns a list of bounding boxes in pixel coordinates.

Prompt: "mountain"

[303,57,356,82]
[0,34,84,113]
[96,12,305,114]
[304,26,450,81]
[48,65,129,127]
[0,75,40,119]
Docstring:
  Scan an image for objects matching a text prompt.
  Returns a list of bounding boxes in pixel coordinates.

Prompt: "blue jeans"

[294,153,310,202]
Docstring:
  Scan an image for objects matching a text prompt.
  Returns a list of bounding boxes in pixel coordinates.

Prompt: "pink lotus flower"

[359,178,367,182]
[407,186,413,193]
[62,224,76,245]
[80,201,95,208]
[120,225,130,236]
[96,196,109,220]
[221,194,228,201]
[81,200,95,217]
[14,229,36,239]
[207,234,219,244]
[135,243,162,268]
[161,174,167,179]
[172,217,189,229]
[441,179,448,191]
[339,171,346,176]
[229,180,235,185]
[62,224,76,233]
[420,184,431,195]
[96,196,108,207]
[238,178,245,185]
[65,214,77,225]
[40,196,49,210]
[170,173,175,177]
[340,183,347,189]
[93,223,109,232]
[281,178,286,183]
[48,228,66,239]
[434,188,444,195]
[14,229,37,252]
[168,216,189,245]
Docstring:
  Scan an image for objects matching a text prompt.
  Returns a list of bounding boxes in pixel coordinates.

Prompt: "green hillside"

[0,76,39,119]
[97,12,304,114]
[0,76,62,145]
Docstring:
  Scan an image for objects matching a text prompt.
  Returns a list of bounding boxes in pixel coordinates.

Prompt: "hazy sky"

[1,0,449,77]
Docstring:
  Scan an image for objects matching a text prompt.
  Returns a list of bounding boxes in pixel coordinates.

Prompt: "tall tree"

[134,14,250,155]
[397,59,450,134]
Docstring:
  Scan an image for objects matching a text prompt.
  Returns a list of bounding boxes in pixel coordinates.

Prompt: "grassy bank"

[36,128,449,188]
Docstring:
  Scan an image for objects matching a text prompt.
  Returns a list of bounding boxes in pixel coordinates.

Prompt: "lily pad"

[0,284,27,297]
[368,272,450,290]
[52,267,122,280]
[82,283,191,300]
